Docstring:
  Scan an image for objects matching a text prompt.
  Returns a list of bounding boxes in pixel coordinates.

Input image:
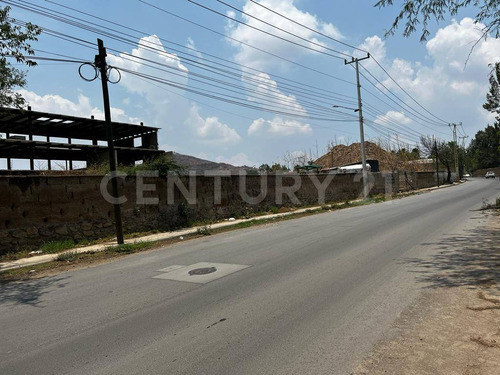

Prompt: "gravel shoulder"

[354,210,500,375]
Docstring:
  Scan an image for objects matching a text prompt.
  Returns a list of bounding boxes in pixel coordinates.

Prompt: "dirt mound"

[315,142,432,172]
[315,142,393,171]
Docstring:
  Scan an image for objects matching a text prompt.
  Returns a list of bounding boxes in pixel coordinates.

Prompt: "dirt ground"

[354,211,500,375]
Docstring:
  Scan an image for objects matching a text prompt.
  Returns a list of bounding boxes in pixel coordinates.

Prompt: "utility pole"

[459,135,469,149]
[434,137,440,187]
[95,38,124,245]
[450,123,459,181]
[345,53,370,199]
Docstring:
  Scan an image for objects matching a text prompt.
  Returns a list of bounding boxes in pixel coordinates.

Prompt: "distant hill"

[167,151,255,173]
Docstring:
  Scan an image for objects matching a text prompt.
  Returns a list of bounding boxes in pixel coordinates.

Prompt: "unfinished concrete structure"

[0,107,163,171]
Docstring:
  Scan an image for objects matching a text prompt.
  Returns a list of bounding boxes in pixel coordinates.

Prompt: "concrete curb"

[0,206,323,272]
[0,181,464,273]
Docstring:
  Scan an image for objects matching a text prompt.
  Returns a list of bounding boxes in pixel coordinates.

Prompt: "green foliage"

[157,202,195,231]
[105,242,154,254]
[484,62,500,123]
[56,251,78,262]
[0,6,41,108]
[196,226,213,236]
[421,136,456,182]
[467,124,500,170]
[40,239,75,254]
[259,163,271,172]
[87,154,182,175]
[375,0,500,41]
[133,154,183,176]
[259,163,289,173]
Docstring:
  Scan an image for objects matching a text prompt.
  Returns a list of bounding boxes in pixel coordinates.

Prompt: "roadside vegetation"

[0,193,401,282]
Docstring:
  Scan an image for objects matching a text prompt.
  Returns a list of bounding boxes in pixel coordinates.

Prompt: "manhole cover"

[189,267,217,276]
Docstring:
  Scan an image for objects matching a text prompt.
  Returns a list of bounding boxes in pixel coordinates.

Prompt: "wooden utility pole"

[345,54,370,199]
[95,38,124,245]
[434,137,440,187]
[450,123,459,181]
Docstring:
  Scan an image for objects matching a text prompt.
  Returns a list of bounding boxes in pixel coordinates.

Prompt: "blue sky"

[4,0,500,169]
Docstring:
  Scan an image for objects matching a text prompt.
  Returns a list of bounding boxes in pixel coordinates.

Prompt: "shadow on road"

[402,212,500,290]
[0,276,69,307]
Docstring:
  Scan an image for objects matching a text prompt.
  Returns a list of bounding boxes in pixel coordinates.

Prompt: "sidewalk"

[0,205,323,272]
[0,181,462,273]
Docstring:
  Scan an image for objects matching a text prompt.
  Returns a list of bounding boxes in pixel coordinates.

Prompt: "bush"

[40,239,75,254]
[197,226,213,236]
[56,251,78,262]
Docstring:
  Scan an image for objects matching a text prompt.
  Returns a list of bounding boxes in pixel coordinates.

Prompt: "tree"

[375,0,500,42]
[467,124,500,169]
[484,62,500,123]
[259,163,271,173]
[0,6,41,108]
[270,163,289,172]
[420,136,455,183]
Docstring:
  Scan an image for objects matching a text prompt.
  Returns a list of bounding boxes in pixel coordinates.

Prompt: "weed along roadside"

[0,169,451,257]
[0,182,462,282]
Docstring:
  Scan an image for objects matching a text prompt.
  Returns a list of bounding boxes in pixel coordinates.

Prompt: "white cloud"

[355,18,500,137]
[17,89,138,123]
[248,117,312,136]
[107,34,190,127]
[216,152,256,167]
[186,37,202,59]
[185,105,241,144]
[374,111,412,126]
[450,80,479,95]
[227,0,343,70]
[248,72,306,114]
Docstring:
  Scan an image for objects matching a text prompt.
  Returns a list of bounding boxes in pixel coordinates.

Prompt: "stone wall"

[399,171,457,191]
[0,172,400,254]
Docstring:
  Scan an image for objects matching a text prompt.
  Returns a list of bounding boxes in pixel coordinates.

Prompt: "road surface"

[1,178,498,374]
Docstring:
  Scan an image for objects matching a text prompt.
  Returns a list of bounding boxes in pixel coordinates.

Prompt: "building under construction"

[0,107,163,171]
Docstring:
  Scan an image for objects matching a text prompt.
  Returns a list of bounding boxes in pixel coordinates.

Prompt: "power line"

[213,0,353,59]
[356,66,451,136]
[117,66,360,123]
[371,56,449,125]
[246,0,367,53]
[186,0,348,61]
[43,0,358,97]
[358,63,447,127]
[224,0,449,134]
[8,0,360,111]
[131,73,359,136]
[9,12,356,118]
[137,0,356,85]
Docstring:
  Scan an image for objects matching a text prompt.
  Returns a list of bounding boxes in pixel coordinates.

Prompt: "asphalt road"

[1,178,498,375]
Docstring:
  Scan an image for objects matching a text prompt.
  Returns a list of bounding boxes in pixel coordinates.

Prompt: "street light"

[332,104,359,113]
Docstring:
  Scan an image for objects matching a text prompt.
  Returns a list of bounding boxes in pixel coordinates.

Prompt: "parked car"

[485,171,496,179]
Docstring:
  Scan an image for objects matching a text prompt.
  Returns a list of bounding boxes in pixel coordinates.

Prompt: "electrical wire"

[214,0,353,59]
[246,0,368,53]
[137,0,356,85]
[7,0,360,112]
